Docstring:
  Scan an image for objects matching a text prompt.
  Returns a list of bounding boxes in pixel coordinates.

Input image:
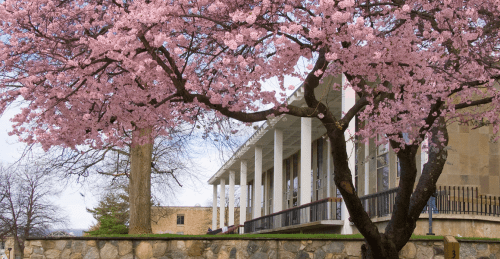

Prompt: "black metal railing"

[244,197,342,233]
[425,186,500,216]
[359,187,399,218]
[359,186,500,219]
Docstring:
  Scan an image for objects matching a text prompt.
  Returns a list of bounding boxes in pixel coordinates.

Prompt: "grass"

[84,233,500,242]
[86,233,365,239]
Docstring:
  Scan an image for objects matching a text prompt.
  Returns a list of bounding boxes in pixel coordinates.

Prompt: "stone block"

[70,253,83,259]
[399,242,416,258]
[31,241,42,247]
[44,240,57,250]
[249,251,268,259]
[136,242,153,259]
[33,246,44,255]
[247,241,260,254]
[282,241,300,253]
[323,242,344,254]
[24,245,33,256]
[415,244,433,259]
[186,241,203,257]
[314,248,326,259]
[344,242,362,256]
[83,247,100,259]
[229,247,237,259]
[100,243,118,259]
[118,241,132,256]
[176,240,185,250]
[305,241,325,252]
[72,241,86,253]
[152,241,167,257]
[119,255,134,259]
[61,248,72,259]
[55,240,68,251]
[45,249,62,259]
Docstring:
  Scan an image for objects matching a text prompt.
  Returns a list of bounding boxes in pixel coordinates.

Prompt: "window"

[176,214,184,225]
[0,241,4,249]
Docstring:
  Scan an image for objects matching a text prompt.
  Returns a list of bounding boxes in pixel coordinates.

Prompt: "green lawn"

[84,233,500,242]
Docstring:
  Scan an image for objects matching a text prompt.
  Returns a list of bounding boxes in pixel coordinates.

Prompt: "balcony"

[359,185,500,219]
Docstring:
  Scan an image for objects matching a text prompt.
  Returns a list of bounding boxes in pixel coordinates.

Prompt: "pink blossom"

[236,34,244,43]
[227,40,238,50]
[318,113,324,119]
[174,48,183,54]
[246,14,257,24]
[306,64,314,70]
[326,53,338,61]
[402,5,411,12]
[288,85,295,90]
[314,70,323,77]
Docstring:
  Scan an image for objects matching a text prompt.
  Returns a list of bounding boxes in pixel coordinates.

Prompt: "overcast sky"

[0,107,221,230]
[0,72,303,231]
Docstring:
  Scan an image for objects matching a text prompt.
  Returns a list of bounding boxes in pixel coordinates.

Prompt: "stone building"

[151,206,241,235]
[207,74,500,237]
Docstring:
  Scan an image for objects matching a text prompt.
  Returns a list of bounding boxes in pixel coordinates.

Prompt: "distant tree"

[86,186,129,235]
[0,164,67,258]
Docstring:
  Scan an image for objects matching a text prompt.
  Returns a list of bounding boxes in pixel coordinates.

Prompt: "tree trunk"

[129,127,153,234]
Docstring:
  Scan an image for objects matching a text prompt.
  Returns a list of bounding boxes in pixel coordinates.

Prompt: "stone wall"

[354,214,500,238]
[23,237,500,259]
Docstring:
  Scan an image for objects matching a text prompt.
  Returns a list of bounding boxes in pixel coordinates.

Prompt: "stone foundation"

[23,237,500,259]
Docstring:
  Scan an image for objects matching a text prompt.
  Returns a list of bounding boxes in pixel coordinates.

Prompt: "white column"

[341,73,356,234]
[365,142,370,195]
[300,117,312,206]
[421,137,428,172]
[326,138,332,198]
[212,184,217,230]
[326,137,332,219]
[254,146,262,218]
[220,178,226,229]
[274,129,283,213]
[229,171,235,226]
[264,170,268,215]
[240,160,247,233]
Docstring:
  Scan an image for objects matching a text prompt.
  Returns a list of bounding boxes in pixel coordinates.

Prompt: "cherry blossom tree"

[1,0,499,257]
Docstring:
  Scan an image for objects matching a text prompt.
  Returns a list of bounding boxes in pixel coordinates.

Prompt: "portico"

[208,75,355,234]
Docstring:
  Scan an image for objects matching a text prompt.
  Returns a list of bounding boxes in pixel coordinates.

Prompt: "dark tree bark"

[129,127,154,234]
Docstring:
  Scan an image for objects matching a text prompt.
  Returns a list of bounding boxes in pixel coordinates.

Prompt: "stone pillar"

[212,184,217,230]
[229,171,235,226]
[300,117,312,206]
[220,178,226,229]
[254,146,262,218]
[274,129,283,213]
[240,160,247,233]
[341,73,356,234]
